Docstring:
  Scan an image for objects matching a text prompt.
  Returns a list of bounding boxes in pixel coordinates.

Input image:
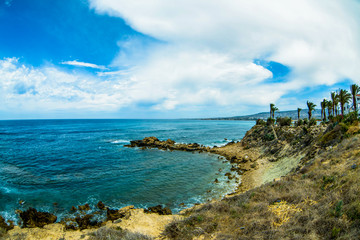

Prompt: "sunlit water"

[0,119,254,223]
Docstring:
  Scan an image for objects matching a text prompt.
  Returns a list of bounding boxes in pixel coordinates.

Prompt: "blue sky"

[1,0,360,119]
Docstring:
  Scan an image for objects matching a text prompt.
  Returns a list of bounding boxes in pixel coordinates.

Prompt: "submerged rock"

[19,208,57,228]
[145,205,172,215]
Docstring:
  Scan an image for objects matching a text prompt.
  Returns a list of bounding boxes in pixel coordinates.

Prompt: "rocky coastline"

[3,121,358,239]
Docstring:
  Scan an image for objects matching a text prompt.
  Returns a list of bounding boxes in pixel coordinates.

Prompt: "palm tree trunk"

[353,96,357,112]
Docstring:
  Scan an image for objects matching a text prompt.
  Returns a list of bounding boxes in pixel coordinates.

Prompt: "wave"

[111,139,130,144]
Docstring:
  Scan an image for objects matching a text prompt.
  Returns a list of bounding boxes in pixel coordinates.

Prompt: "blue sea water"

[0,119,254,223]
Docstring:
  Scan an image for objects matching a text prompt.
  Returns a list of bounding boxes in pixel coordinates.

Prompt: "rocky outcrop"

[145,205,172,215]
[97,201,106,210]
[107,208,126,221]
[125,136,208,152]
[0,215,14,231]
[19,208,57,228]
[75,214,102,230]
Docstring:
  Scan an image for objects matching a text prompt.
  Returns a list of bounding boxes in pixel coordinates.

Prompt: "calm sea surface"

[0,119,254,222]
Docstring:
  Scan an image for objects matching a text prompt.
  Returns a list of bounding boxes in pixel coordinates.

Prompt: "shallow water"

[0,119,254,222]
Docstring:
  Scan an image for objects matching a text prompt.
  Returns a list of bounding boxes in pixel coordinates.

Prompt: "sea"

[0,119,254,223]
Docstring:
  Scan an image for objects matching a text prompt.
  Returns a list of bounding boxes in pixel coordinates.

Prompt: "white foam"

[111,139,129,144]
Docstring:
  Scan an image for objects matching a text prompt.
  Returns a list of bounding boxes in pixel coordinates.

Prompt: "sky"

[0,0,360,119]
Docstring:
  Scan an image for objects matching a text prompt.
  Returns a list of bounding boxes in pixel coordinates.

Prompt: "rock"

[19,208,57,228]
[75,214,102,230]
[96,201,106,210]
[118,205,134,219]
[78,203,90,211]
[166,139,176,145]
[0,215,14,231]
[15,209,22,214]
[107,208,126,221]
[64,222,78,231]
[230,166,237,171]
[145,205,172,215]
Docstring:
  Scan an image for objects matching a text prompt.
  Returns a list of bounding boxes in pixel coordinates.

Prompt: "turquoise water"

[0,119,254,223]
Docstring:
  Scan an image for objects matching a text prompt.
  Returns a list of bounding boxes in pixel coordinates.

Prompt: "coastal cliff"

[2,121,360,239]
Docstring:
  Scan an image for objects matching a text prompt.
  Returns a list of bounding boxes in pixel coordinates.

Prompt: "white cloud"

[0,58,131,113]
[88,0,360,112]
[61,60,108,70]
[2,1,360,118]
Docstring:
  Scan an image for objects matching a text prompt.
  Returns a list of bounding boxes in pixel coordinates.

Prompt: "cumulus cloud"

[61,60,108,70]
[88,0,360,111]
[0,58,131,113]
[2,1,360,117]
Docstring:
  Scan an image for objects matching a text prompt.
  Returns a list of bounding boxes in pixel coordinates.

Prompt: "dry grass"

[88,226,153,240]
[163,124,360,239]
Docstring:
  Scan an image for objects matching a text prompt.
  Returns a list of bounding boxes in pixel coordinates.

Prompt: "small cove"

[0,119,254,223]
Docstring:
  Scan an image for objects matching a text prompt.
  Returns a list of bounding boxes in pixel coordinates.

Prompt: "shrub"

[267,117,275,126]
[303,118,309,125]
[297,119,303,126]
[332,200,343,218]
[344,111,359,125]
[309,118,317,126]
[276,117,292,127]
[256,119,266,125]
[264,133,275,141]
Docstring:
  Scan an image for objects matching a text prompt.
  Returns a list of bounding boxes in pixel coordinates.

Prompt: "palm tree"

[334,93,340,116]
[350,84,359,112]
[307,101,316,120]
[321,99,327,121]
[338,89,352,116]
[327,100,332,118]
[272,106,279,119]
[270,103,275,118]
[297,108,302,120]
[331,92,337,116]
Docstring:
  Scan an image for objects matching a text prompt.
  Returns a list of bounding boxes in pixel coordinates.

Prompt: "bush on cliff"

[309,118,317,126]
[276,117,292,127]
[256,119,266,126]
[297,119,304,126]
[267,117,275,126]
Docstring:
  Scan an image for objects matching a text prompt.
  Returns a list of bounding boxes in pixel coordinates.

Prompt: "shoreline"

[2,123,306,239]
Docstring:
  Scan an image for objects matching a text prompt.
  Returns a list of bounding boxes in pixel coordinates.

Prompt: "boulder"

[145,205,172,215]
[19,208,57,228]
[106,208,126,221]
[78,203,91,211]
[96,201,106,210]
